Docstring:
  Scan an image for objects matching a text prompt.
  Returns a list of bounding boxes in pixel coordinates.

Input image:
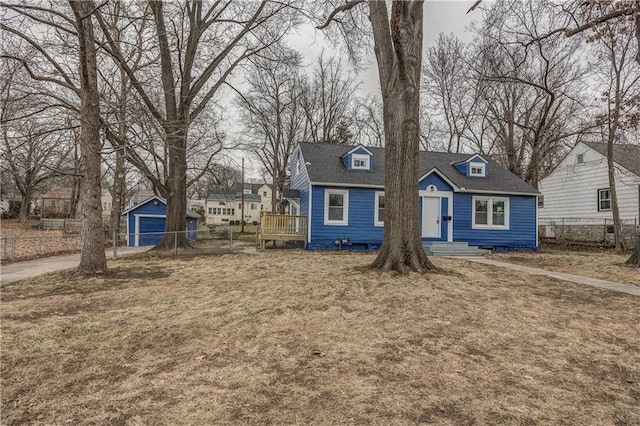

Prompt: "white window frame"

[598,188,611,211]
[469,162,486,177]
[324,189,349,226]
[472,196,509,229]
[351,154,370,170]
[374,191,385,227]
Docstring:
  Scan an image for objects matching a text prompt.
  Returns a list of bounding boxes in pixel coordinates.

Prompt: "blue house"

[288,143,539,252]
[121,196,200,247]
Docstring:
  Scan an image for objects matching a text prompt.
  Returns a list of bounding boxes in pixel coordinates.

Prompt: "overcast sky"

[237,1,481,179]
[288,1,479,96]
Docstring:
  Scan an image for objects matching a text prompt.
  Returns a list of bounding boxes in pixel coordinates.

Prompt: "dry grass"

[489,248,639,286]
[2,251,639,425]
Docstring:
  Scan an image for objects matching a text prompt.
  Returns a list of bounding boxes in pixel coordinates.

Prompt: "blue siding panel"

[125,198,199,246]
[290,147,311,218]
[454,163,467,176]
[310,186,383,249]
[453,193,537,250]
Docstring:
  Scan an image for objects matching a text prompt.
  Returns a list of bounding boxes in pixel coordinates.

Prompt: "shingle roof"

[298,142,539,195]
[207,190,261,201]
[583,141,640,177]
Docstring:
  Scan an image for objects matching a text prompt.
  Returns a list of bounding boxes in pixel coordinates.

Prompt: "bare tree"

[299,53,359,144]
[591,4,640,251]
[96,0,301,249]
[470,0,591,187]
[235,47,304,212]
[0,61,73,222]
[320,0,435,273]
[352,95,385,147]
[422,33,478,153]
[69,0,107,273]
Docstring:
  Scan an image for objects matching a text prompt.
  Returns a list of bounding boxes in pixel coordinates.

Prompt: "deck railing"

[258,213,307,249]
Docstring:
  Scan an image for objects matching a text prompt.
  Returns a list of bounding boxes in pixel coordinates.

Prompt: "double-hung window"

[351,154,370,170]
[374,191,385,227]
[472,196,509,229]
[598,188,611,211]
[469,162,485,177]
[324,189,349,225]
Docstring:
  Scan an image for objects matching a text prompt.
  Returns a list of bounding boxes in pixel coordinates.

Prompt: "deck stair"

[423,241,488,257]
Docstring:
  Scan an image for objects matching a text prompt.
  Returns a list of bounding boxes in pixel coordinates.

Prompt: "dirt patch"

[489,248,639,286]
[2,251,639,424]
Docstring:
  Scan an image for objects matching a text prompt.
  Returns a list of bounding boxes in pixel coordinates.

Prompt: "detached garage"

[122,196,200,247]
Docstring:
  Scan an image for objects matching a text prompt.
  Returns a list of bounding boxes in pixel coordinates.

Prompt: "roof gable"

[121,195,200,218]
[583,141,640,176]
[342,145,374,157]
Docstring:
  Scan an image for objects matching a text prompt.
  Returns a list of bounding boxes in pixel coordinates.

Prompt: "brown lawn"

[1,251,639,425]
[489,248,640,286]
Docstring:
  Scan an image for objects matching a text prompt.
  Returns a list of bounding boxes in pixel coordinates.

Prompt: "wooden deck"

[258,213,307,250]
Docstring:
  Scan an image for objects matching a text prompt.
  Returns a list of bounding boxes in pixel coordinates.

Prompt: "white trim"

[311,181,385,189]
[342,145,374,157]
[458,188,538,196]
[472,196,510,230]
[374,191,385,227]
[133,213,166,247]
[466,154,488,164]
[324,188,349,226]
[351,153,370,170]
[418,168,460,190]
[310,180,538,197]
[419,190,453,242]
[121,195,164,216]
[126,209,130,246]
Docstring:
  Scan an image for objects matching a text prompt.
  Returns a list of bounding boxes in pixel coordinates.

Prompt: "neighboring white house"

[538,141,640,242]
[204,183,279,226]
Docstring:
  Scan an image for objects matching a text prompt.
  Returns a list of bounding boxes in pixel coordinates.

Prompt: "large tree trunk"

[154,126,189,250]
[369,0,434,273]
[70,0,107,274]
[110,149,125,236]
[19,187,31,223]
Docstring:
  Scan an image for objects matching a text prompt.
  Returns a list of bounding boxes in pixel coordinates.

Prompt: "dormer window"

[469,162,485,177]
[352,154,370,170]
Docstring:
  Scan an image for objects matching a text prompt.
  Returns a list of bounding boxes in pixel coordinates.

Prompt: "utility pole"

[241,157,245,233]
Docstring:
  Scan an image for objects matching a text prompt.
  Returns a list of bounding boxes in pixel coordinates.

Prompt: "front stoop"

[423,241,488,257]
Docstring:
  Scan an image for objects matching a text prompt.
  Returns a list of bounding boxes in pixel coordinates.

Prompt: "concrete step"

[423,241,488,257]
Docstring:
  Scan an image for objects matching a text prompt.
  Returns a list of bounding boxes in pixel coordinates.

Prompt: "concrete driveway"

[0,247,149,285]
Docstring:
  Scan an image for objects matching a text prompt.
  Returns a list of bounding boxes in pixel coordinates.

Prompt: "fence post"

[174,232,178,256]
[230,228,233,248]
[561,218,565,240]
[2,236,7,262]
[113,230,117,259]
[11,236,16,261]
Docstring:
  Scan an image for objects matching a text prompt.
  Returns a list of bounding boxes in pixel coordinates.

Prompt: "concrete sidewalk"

[0,247,149,285]
[458,257,640,296]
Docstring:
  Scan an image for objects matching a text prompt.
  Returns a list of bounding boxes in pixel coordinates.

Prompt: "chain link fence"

[0,224,253,263]
[538,217,638,246]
